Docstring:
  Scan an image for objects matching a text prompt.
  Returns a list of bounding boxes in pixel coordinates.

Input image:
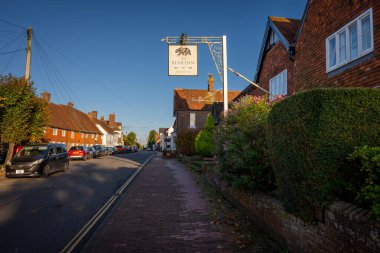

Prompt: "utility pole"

[24,27,32,82]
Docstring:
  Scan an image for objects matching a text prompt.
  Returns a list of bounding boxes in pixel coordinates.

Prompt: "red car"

[68,146,90,160]
[115,145,126,154]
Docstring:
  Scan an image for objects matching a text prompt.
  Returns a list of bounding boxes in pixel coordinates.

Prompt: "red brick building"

[295,0,379,90]
[238,0,379,100]
[42,92,103,149]
[173,75,240,136]
[237,16,300,100]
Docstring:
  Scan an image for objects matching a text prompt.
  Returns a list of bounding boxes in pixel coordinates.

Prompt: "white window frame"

[189,113,196,128]
[71,131,74,139]
[62,130,66,137]
[52,128,58,136]
[269,70,287,102]
[326,8,374,72]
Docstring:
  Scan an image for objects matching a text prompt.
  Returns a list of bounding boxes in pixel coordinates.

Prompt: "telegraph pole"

[24,27,32,82]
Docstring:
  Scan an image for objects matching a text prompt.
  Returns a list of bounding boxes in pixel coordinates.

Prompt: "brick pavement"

[81,154,243,253]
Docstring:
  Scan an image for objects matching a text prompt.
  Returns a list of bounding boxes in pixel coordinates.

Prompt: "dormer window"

[269,30,279,45]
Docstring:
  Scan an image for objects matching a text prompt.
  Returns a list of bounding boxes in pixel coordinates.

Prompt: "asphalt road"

[0,151,154,253]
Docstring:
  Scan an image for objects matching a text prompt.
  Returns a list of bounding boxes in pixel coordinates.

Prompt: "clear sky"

[0,0,306,144]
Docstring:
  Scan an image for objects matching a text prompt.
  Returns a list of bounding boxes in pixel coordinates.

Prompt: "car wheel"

[82,155,87,161]
[42,164,50,178]
[63,161,69,172]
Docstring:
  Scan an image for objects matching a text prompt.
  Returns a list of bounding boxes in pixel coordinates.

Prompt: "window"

[361,15,372,52]
[71,131,74,139]
[189,113,196,128]
[56,147,63,153]
[338,32,346,63]
[62,130,66,137]
[269,70,287,102]
[91,134,94,139]
[269,30,278,45]
[81,133,84,138]
[52,128,58,136]
[326,8,373,72]
[349,23,358,59]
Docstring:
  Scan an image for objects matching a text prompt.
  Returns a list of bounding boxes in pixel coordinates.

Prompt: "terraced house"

[239,0,379,99]
[41,92,103,149]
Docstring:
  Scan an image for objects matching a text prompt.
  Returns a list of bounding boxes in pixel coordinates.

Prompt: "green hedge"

[216,96,275,191]
[348,146,380,220]
[267,88,380,219]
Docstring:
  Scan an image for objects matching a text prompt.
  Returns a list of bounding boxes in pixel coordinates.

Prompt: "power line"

[0,48,25,54]
[0,18,27,30]
[0,33,25,74]
[33,33,89,113]
[33,37,163,126]
[0,32,24,51]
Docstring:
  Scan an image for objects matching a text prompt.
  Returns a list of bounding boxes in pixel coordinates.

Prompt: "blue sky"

[0,0,306,144]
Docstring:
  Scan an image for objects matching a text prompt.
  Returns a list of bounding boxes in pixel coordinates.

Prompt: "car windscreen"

[16,146,47,158]
[70,146,83,150]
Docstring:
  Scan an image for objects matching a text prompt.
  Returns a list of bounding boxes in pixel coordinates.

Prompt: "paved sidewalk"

[82,154,243,253]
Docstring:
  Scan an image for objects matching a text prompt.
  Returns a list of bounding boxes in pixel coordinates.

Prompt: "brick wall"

[175,111,209,136]
[44,127,102,149]
[295,0,380,91]
[249,42,296,97]
[207,172,380,253]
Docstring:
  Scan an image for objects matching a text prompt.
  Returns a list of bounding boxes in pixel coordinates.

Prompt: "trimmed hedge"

[267,88,380,219]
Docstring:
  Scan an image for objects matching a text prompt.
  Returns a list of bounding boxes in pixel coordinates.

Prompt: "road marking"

[60,153,156,253]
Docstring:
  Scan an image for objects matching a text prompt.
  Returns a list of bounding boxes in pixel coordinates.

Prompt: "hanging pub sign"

[168,45,198,76]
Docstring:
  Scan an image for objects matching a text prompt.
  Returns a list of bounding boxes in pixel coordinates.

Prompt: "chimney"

[109,113,116,127]
[208,74,214,92]
[41,92,51,103]
[67,102,74,108]
[100,115,104,121]
[88,111,98,119]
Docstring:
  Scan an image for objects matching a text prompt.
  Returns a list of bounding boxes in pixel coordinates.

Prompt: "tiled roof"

[269,16,300,44]
[91,117,115,134]
[173,89,240,116]
[159,128,167,134]
[49,103,102,134]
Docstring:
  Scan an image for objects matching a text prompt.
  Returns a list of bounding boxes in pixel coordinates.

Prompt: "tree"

[124,131,137,146]
[147,130,158,148]
[0,75,49,165]
[195,113,216,157]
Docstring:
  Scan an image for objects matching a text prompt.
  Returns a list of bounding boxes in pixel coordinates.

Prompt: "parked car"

[115,145,126,154]
[5,143,69,178]
[101,146,110,156]
[108,146,118,155]
[92,145,104,157]
[68,146,90,160]
[87,146,95,158]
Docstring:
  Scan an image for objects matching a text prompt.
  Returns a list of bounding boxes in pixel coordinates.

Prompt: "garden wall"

[206,172,380,253]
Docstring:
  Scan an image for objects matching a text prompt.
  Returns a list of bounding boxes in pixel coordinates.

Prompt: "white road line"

[60,153,156,253]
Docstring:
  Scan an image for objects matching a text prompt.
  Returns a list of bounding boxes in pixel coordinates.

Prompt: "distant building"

[173,75,240,136]
[88,112,119,146]
[41,92,103,149]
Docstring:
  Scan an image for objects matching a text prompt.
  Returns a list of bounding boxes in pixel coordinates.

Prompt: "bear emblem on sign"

[175,47,191,56]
